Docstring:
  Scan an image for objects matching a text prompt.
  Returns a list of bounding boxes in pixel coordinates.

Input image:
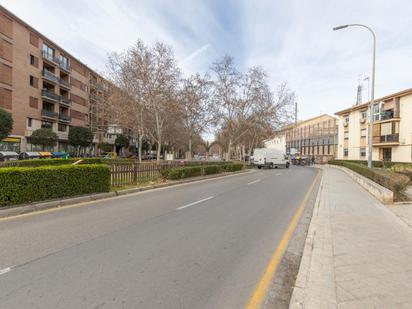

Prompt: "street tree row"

[106,39,296,162]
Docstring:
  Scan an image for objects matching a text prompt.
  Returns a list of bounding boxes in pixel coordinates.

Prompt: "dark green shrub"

[0,158,102,168]
[167,166,202,180]
[224,163,244,172]
[329,160,410,200]
[204,165,222,175]
[0,164,110,206]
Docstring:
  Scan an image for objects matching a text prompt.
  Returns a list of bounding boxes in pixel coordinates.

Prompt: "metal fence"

[109,161,229,187]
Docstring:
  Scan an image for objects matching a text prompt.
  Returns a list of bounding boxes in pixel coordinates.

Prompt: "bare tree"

[212,56,296,160]
[107,40,180,163]
[178,73,215,159]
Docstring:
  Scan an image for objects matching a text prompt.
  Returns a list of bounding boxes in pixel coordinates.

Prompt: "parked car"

[0,151,19,162]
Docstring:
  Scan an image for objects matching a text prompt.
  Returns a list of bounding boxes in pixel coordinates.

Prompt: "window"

[344,132,349,139]
[360,147,366,157]
[29,96,38,108]
[30,54,35,66]
[361,111,367,119]
[29,75,38,88]
[372,104,381,121]
[42,44,54,59]
[59,55,69,67]
[58,123,67,132]
[343,148,348,157]
[361,129,367,138]
[27,118,32,127]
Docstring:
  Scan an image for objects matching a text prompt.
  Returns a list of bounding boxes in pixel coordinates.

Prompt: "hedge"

[0,158,103,168]
[0,164,110,206]
[329,160,410,200]
[162,163,244,180]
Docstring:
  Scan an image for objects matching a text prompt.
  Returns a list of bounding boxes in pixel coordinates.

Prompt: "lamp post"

[333,24,376,169]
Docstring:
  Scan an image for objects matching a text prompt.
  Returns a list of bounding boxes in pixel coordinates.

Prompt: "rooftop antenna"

[356,74,363,105]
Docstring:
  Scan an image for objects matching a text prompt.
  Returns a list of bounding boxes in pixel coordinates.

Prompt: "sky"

[1,0,412,121]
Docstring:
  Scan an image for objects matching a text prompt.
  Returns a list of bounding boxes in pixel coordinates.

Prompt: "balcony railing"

[42,69,60,84]
[59,78,71,89]
[41,109,58,119]
[59,62,71,72]
[60,97,72,106]
[41,89,61,102]
[380,134,399,143]
[59,114,71,122]
[42,50,59,64]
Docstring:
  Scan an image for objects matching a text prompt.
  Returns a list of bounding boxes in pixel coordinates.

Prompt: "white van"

[253,148,290,169]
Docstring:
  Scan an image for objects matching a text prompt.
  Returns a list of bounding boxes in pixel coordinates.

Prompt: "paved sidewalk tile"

[289,167,412,309]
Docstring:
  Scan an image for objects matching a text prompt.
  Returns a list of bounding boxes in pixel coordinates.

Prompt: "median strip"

[247,179,261,185]
[176,196,215,210]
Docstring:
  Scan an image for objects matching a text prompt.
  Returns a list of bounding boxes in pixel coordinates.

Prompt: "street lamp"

[333,24,376,169]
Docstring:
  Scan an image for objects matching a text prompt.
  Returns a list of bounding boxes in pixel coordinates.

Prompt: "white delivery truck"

[253,148,290,169]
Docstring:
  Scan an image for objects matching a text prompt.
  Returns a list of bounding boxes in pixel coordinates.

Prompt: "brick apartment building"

[336,88,412,162]
[0,6,116,153]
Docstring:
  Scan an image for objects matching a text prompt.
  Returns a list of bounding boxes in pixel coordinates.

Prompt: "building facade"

[0,6,114,153]
[336,88,412,162]
[285,114,338,162]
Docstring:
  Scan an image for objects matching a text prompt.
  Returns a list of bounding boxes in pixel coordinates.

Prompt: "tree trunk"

[226,139,232,161]
[138,135,143,163]
[156,140,161,164]
[188,137,192,160]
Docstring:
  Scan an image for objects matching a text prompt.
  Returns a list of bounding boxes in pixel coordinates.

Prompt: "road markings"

[247,179,261,185]
[176,196,215,210]
[275,173,282,176]
[244,171,320,309]
[0,267,12,276]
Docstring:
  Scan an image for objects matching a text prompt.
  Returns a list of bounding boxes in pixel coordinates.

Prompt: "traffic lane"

[0,167,283,268]
[0,167,318,309]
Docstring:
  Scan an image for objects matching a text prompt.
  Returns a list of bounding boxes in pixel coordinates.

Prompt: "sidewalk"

[289,166,412,309]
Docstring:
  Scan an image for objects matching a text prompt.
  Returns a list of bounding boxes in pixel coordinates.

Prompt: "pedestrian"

[311,156,315,165]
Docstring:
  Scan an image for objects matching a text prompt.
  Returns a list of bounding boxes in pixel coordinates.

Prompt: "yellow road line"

[244,170,320,309]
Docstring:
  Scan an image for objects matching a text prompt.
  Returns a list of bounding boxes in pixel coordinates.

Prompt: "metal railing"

[41,109,58,118]
[42,69,60,84]
[59,78,71,89]
[380,134,399,143]
[42,50,59,64]
[59,61,71,72]
[41,89,61,101]
[60,97,72,106]
[59,114,71,121]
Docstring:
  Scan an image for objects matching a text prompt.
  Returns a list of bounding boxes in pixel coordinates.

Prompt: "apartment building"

[285,114,338,162]
[0,6,112,153]
[336,88,412,162]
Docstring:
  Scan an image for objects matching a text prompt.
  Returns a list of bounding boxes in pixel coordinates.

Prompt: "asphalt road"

[0,166,318,309]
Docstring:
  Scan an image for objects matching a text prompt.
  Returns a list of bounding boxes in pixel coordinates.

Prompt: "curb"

[0,169,252,219]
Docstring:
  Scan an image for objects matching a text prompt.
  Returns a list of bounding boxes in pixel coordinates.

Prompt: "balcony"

[378,109,400,122]
[59,78,71,89]
[42,69,59,84]
[41,109,58,119]
[59,61,71,73]
[59,113,71,122]
[42,50,59,65]
[60,97,72,106]
[41,89,61,102]
[373,134,400,146]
